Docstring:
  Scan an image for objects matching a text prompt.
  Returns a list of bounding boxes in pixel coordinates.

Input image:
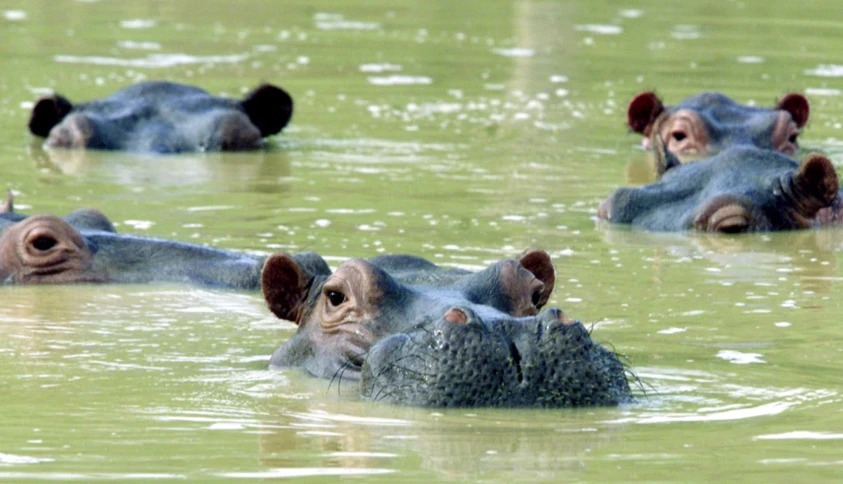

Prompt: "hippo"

[261,249,632,407]
[28,81,293,153]
[627,91,809,171]
[598,146,839,232]
[0,194,320,288]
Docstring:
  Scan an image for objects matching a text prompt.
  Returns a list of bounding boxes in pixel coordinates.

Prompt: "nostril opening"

[32,235,58,252]
[444,308,468,325]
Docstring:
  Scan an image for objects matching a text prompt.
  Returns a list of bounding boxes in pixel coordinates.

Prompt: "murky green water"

[2,0,843,481]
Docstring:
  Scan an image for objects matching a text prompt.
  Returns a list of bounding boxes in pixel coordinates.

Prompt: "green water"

[2,0,843,481]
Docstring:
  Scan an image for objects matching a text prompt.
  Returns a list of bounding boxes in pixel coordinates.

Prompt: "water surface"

[2,0,843,481]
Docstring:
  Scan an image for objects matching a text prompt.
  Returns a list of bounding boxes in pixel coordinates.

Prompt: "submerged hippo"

[627,91,809,169]
[0,195,308,288]
[261,249,632,407]
[28,81,293,153]
[599,147,838,232]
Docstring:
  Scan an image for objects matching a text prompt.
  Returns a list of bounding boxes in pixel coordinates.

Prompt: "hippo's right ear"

[627,91,665,135]
[261,253,326,323]
[518,248,556,309]
[793,153,838,217]
[241,84,294,137]
[777,93,810,128]
[28,95,73,137]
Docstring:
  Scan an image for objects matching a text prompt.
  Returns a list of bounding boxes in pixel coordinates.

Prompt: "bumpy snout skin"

[360,309,631,407]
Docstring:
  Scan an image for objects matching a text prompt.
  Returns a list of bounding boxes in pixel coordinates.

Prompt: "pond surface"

[2,0,843,481]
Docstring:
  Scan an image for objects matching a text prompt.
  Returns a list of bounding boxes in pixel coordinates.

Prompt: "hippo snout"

[360,307,632,407]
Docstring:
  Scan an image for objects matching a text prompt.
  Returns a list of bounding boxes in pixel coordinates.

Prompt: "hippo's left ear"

[262,253,320,324]
[777,93,810,128]
[241,84,294,137]
[627,91,665,136]
[29,94,74,138]
[518,248,556,309]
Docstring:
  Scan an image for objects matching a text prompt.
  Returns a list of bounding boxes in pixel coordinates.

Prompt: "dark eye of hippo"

[0,214,102,284]
[31,235,58,252]
[326,290,346,307]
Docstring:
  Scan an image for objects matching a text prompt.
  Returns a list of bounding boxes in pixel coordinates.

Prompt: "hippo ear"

[262,253,326,323]
[627,91,665,135]
[29,94,73,137]
[518,248,555,309]
[793,153,838,216]
[777,93,810,128]
[241,84,294,137]
[63,209,116,233]
[0,190,12,214]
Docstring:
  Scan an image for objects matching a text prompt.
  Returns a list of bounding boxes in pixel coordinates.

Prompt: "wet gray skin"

[627,91,809,170]
[261,249,632,407]
[28,81,294,153]
[0,200,324,288]
[598,147,839,233]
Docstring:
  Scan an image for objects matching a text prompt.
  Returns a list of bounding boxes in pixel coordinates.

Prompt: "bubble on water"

[117,40,161,50]
[368,75,432,86]
[658,327,687,334]
[717,350,765,364]
[123,220,155,230]
[619,9,644,18]
[774,322,791,327]
[550,75,568,83]
[575,24,622,35]
[120,19,156,29]
[736,55,764,64]
[0,453,54,465]
[314,219,331,228]
[805,64,843,77]
[3,10,27,20]
[672,25,701,40]
[360,63,402,73]
[314,13,379,31]
[805,87,842,96]
[54,53,248,68]
[491,47,535,57]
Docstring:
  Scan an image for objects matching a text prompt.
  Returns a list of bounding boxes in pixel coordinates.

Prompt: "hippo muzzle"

[361,307,631,407]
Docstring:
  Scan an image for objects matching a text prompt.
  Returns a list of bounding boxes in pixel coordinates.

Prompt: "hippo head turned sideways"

[261,249,633,408]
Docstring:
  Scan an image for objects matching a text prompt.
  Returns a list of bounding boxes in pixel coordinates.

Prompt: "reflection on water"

[3,0,843,481]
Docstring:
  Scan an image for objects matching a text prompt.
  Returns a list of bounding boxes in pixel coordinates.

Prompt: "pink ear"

[261,253,310,323]
[777,93,810,128]
[627,91,665,135]
[517,248,555,308]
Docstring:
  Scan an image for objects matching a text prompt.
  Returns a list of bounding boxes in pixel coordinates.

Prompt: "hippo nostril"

[32,235,58,252]
[444,308,468,324]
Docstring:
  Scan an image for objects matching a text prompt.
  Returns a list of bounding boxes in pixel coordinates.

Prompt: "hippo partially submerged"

[261,249,632,407]
[28,81,293,153]
[627,91,809,169]
[599,147,838,232]
[0,196,281,288]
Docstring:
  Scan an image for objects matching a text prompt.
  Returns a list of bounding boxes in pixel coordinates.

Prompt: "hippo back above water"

[28,81,294,153]
[627,91,809,170]
[261,249,632,407]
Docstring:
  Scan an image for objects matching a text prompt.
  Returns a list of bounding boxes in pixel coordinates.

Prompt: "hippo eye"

[531,290,542,306]
[671,130,687,142]
[31,235,58,252]
[326,290,346,307]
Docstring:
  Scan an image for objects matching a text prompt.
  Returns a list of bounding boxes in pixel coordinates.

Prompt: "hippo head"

[28,81,294,153]
[628,91,809,166]
[0,200,263,288]
[598,147,838,232]
[0,210,110,284]
[262,249,632,407]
